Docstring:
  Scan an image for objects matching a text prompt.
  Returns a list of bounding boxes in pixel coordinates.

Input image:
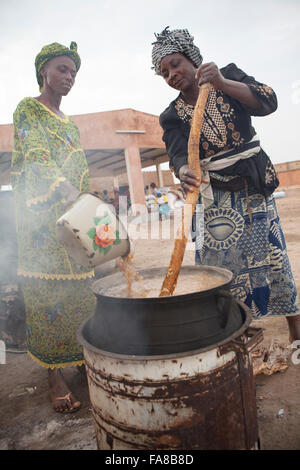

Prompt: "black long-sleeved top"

[159,63,279,195]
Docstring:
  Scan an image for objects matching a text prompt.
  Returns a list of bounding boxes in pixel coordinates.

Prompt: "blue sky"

[0,0,299,165]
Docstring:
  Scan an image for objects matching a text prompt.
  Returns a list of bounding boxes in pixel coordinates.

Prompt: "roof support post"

[124,146,146,211]
[156,162,164,188]
[113,175,119,190]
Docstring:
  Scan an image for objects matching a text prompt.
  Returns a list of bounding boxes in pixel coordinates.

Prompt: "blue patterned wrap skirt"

[195,186,299,317]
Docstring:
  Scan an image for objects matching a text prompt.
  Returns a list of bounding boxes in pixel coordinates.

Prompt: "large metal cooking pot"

[87,265,247,356]
[78,313,262,450]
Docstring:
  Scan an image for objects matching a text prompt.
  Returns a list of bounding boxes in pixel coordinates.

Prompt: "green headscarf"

[35,41,81,91]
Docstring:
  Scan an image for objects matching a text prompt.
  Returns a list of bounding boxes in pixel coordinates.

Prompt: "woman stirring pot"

[151,27,300,341]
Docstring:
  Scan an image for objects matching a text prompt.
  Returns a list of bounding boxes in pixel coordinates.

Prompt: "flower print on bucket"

[87,214,121,255]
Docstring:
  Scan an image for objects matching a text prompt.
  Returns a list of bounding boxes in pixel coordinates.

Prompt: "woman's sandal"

[51,392,81,413]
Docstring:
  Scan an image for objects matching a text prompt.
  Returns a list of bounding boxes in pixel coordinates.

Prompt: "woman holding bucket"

[151,27,300,341]
[11,42,96,413]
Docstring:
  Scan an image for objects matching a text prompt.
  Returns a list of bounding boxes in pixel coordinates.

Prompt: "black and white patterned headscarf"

[151,27,203,75]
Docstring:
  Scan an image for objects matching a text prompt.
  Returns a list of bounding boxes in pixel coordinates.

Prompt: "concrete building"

[1,108,300,199]
[273,161,300,189]
[0,108,173,207]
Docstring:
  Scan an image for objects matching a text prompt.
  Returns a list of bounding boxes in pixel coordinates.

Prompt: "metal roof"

[86,147,168,177]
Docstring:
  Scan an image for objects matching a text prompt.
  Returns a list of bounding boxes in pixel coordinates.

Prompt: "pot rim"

[91,265,234,303]
[77,298,252,361]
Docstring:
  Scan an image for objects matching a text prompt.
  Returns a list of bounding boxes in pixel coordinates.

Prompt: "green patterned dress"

[11,97,96,368]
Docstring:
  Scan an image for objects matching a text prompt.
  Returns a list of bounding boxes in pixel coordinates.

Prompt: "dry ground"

[0,187,300,450]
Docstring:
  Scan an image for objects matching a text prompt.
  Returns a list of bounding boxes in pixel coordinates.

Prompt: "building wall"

[274,161,300,188]
[277,170,300,188]
[0,124,13,151]
[142,170,174,188]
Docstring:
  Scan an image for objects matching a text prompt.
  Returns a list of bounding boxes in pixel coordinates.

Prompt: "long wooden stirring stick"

[159,83,211,297]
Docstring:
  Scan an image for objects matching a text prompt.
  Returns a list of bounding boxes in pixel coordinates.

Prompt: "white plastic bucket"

[56,193,130,268]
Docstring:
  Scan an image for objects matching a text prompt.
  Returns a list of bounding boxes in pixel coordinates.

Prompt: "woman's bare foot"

[286,314,300,343]
[48,368,81,413]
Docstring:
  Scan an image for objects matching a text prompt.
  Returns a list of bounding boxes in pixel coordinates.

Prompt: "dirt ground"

[0,187,300,450]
